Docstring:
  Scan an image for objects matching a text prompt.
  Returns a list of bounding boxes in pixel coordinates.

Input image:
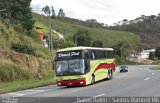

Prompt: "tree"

[155,47,160,59]
[112,42,130,61]
[85,19,98,24]
[57,8,65,18]
[51,6,56,18]
[122,19,128,25]
[42,5,51,16]
[63,40,75,48]
[74,30,92,46]
[149,52,155,60]
[85,19,104,27]
[92,41,103,47]
[0,0,34,31]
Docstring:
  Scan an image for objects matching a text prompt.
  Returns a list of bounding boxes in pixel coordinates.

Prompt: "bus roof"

[57,46,114,52]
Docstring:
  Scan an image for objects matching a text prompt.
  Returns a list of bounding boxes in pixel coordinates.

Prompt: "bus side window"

[105,51,108,58]
[108,51,113,58]
[84,50,89,59]
[85,58,90,73]
[92,51,95,59]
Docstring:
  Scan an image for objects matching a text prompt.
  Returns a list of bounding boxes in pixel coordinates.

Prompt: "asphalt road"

[1,65,160,103]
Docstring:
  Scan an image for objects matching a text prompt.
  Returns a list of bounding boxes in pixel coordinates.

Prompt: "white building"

[137,49,156,59]
[43,39,48,48]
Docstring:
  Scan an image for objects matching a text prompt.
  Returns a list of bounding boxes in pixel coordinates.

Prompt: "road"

[1,65,160,103]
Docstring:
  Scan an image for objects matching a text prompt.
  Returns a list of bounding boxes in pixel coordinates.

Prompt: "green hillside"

[0,19,57,93]
[0,20,52,59]
[33,13,140,48]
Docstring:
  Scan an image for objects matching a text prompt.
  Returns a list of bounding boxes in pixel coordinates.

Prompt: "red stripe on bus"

[93,62,115,73]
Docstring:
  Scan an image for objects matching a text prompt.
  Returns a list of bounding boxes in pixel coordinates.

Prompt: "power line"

[0,9,6,12]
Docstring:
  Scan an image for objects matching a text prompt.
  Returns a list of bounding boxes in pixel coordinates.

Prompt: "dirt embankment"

[0,49,52,81]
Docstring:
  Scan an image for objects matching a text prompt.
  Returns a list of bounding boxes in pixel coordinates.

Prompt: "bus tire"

[91,74,95,85]
[108,69,113,80]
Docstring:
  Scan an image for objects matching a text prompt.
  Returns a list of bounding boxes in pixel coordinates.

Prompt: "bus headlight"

[80,82,83,84]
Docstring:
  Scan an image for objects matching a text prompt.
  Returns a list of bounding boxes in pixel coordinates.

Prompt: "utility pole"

[0,9,6,12]
[0,9,6,18]
[48,15,54,60]
[48,25,51,50]
[48,14,52,51]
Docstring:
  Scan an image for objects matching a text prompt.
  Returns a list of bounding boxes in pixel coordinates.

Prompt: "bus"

[54,46,115,86]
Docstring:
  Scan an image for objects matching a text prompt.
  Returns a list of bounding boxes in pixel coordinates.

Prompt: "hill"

[109,14,160,45]
[0,19,54,82]
[0,12,140,93]
[33,13,140,48]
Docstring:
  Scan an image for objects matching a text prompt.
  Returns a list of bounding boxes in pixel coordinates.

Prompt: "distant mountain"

[109,14,160,45]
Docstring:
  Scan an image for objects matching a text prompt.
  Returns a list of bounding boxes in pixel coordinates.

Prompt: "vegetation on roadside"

[0,50,52,82]
[0,20,51,59]
[0,69,55,94]
[149,66,160,70]
[115,55,141,66]
[0,58,29,82]
[152,60,160,65]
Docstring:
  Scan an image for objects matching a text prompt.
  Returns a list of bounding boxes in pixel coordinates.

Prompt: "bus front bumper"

[57,78,86,86]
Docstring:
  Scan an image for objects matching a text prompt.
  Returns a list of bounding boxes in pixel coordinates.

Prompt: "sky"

[31,0,160,25]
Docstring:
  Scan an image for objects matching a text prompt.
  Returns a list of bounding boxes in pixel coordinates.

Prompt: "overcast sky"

[31,0,160,25]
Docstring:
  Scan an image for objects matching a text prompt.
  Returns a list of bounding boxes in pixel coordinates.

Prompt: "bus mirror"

[52,61,55,70]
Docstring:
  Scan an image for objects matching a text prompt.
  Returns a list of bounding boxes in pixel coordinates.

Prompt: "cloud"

[31,0,160,25]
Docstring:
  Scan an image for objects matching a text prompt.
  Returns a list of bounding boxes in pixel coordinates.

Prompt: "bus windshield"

[56,59,85,76]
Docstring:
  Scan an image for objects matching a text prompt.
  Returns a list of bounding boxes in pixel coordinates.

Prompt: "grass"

[0,58,29,82]
[149,66,160,70]
[152,60,160,65]
[33,13,140,48]
[0,20,52,59]
[0,69,56,94]
[0,19,54,93]
[116,60,142,66]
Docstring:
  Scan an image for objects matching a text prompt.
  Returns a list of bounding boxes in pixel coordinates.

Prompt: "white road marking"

[144,78,150,81]
[74,94,105,103]
[93,94,105,98]
[8,89,51,97]
[8,93,24,96]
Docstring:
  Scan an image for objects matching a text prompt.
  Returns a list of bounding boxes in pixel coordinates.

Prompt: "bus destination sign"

[56,51,82,60]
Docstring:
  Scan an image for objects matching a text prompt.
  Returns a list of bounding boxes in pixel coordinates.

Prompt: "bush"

[26,30,40,42]
[114,55,139,65]
[149,52,155,60]
[74,29,92,46]
[0,61,29,82]
[63,40,75,48]
[35,45,52,59]
[92,40,103,47]
[152,60,160,65]
[11,43,35,55]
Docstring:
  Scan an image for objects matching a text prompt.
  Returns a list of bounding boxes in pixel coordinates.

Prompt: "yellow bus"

[54,46,115,86]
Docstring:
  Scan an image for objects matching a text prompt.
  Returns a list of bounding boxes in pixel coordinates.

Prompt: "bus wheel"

[91,75,95,85]
[108,69,113,80]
